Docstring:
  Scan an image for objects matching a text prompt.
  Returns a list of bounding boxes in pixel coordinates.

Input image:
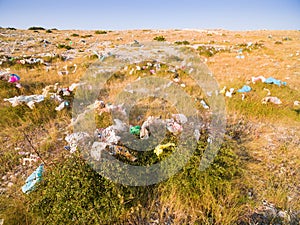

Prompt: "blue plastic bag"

[22,164,44,194]
[237,85,252,93]
[264,77,287,86]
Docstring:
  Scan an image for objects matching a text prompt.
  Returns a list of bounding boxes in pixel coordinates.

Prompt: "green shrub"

[174,40,190,45]
[71,33,79,37]
[95,30,107,34]
[28,155,154,224]
[45,29,52,33]
[81,34,93,38]
[153,36,166,41]
[197,45,218,57]
[57,44,73,50]
[28,26,45,30]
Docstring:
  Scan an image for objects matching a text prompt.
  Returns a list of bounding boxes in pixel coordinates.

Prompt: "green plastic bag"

[130,126,141,135]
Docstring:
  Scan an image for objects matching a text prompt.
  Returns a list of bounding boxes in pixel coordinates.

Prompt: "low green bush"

[153,36,166,41]
[28,26,45,30]
[95,30,107,34]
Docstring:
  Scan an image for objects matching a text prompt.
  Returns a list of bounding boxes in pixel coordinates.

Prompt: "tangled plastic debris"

[4,95,44,109]
[262,96,282,105]
[252,76,287,86]
[65,132,90,153]
[225,88,235,98]
[252,75,266,83]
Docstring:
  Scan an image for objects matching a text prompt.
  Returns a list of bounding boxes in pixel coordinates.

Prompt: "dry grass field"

[0,28,299,224]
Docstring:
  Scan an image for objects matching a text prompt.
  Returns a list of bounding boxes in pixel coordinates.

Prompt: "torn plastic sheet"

[21,164,44,194]
[97,127,121,145]
[225,88,235,98]
[140,116,162,139]
[264,77,287,86]
[166,120,183,133]
[65,132,90,153]
[4,95,44,109]
[172,114,188,124]
[200,100,209,109]
[262,96,282,105]
[91,142,107,161]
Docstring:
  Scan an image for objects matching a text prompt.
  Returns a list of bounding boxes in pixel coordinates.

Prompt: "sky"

[0,0,299,30]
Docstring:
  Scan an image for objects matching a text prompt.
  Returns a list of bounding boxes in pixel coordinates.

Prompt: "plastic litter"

[225,88,235,98]
[200,100,209,109]
[264,77,287,86]
[109,145,137,161]
[294,101,299,106]
[0,70,10,80]
[4,95,44,109]
[252,76,266,83]
[263,88,271,96]
[65,132,90,153]
[97,127,120,145]
[172,114,188,124]
[21,164,44,194]
[237,85,251,93]
[90,142,107,161]
[68,82,83,91]
[22,154,39,166]
[236,55,245,59]
[55,101,70,111]
[140,116,160,139]
[219,86,227,94]
[262,96,282,105]
[154,143,176,157]
[130,126,141,135]
[241,94,245,100]
[8,73,20,83]
[194,129,201,140]
[42,83,59,97]
[111,119,127,132]
[166,121,183,133]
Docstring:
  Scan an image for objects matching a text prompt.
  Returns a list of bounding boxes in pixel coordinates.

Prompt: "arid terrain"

[0,28,299,224]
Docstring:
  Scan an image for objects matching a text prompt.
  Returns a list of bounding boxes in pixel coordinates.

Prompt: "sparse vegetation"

[57,44,73,50]
[174,40,190,45]
[0,29,299,225]
[95,30,107,34]
[153,35,166,41]
[81,34,93,38]
[28,26,46,30]
[197,45,220,57]
[71,33,79,37]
